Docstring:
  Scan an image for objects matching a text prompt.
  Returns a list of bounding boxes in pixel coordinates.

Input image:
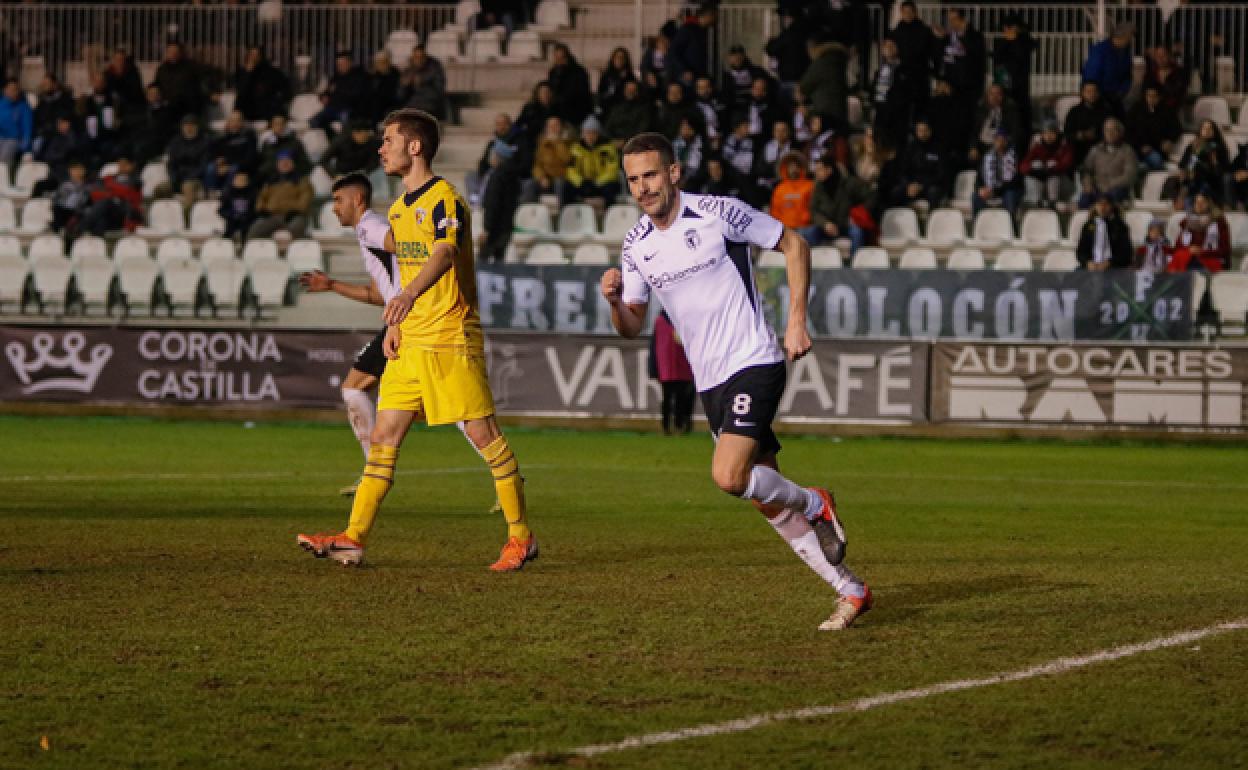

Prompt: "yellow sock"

[481,435,530,540]
[345,444,398,544]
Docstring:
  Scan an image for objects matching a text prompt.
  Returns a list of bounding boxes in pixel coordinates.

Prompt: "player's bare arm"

[383,241,456,325]
[777,227,813,361]
[384,229,396,253]
[299,270,385,306]
[600,268,647,338]
[382,324,402,359]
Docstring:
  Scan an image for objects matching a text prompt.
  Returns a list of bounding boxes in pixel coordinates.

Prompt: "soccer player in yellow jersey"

[297,108,536,571]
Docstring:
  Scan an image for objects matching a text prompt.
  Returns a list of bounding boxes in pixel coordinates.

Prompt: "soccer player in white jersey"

[600,133,872,630]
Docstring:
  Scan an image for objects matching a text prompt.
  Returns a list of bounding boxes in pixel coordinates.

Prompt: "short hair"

[332,172,372,202]
[383,107,441,161]
[621,132,675,167]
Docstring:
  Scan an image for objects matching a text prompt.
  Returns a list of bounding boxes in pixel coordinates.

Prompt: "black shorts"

[700,361,786,458]
[352,329,388,378]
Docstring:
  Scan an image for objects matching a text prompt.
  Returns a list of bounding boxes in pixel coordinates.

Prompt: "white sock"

[341,388,375,457]
[743,465,821,519]
[768,510,866,598]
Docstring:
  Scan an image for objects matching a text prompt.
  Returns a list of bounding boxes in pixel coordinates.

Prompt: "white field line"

[471,617,1248,770]
[0,466,551,483]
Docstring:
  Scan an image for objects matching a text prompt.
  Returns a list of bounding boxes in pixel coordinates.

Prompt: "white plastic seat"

[27,234,65,260]
[1172,133,1195,163]
[1018,209,1061,249]
[161,256,204,315]
[532,0,571,30]
[571,242,610,265]
[970,208,1015,245]
[241,238,279,266]
[463,29,503,63]
[1054,94,1080,126]
[116,255,160,313]
[1124,209,1153,247]
[879,207,920,249]
[249,256,291,313]
[1135,170,1172,214]
[200,237,236,262]
[923,208,967,247]
[6,161,49,199]
[810,246,843,268]
[113,235,151,261]
[201,255,247,315]
[847,95,863,129]
[0,198,15,231]
[287,239,323,272]
[0,234,19,256]
[557,203,597,242]
[512,203,553,245]
[19,197,52,233]
[308,166,333,198]
[29,253,72,312]
[0,252,27,310]
[757,249,785,268]
[1238,102,1248,133]
[1193,96,1232,128]
[1166,211,1185,244]
[993,248,1033,271]
[137,199,185,236]
[454,0,481,28]
[851,247,889,269]
[1064,210,1090,247]
[140,163,170,199]
[69,235,108,264]
[898,247,937,269]
[289,93,321,129]
[1210,273,1248,333]
[595,203,640,244]
[73,251,114,312]
[1041,249,1079,271]
[309,200,349,238]
[425,29,461,62]
[950,170,976,216]
[502,30,543,63]
[188,200,225,235]
[156,237,193,267]
[524,242,566,265]
[97,162,120,179]
[946,248,986,270]
[302,129,330,163]
[387,29,420,64]
[1224,212,1248,253]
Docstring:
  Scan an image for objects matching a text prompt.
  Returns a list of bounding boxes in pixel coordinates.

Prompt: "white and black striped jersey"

[619,192,785,391]
[356,209,402,303]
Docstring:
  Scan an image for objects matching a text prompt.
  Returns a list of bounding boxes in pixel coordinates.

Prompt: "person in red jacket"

[80,154,144,235]
[649,309,696,435]
[1168,190,1232,272]
[1020,119,1074,208]
[768,150,812,229]
[1134,218,1173,273]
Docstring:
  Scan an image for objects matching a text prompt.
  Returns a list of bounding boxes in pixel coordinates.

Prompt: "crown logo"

[5,331,113,394]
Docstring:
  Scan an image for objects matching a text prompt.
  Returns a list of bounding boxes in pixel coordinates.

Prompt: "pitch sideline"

[470,617,1248,770]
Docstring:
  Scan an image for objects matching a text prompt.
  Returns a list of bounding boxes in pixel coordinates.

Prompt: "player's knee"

[711,466,750,497]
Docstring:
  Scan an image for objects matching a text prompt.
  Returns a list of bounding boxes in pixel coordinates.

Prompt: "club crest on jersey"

[684,229,700,249]
[414,208,427,225]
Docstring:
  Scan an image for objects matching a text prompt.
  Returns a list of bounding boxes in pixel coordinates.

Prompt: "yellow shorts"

[377,346,495,425]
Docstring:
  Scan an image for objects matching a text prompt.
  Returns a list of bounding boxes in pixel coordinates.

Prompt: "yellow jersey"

[387,176,483,352]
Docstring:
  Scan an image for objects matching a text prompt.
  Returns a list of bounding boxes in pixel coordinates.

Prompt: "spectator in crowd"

[722,116,759,181]
[800,154,873,252]
[1143,46,1187,113]
[993,14,1035,140]
[1079,118,1137,208]
[668,3,718,85]
[33,74,75,139]
[400,44,447,120]
[565,115,620,204]
[51,160,90,234]
[870,37,915,152]
[972,129,1023,218]
[104,49,146,125]
[650,309,696,435]
[672,117,705,182]
[801,113,850,175]
[0,79,33,173]
[1076,194,1133,270]
[764,6,811,99]
[721,44,768,115]
[524,115,570,202]
[468,113,519,205]
[769,150,813,231]
[692,76,726,141]
[249,151,313,238]
[656,81,701,140]
[206,109,258,195]
[81,155,143,235]
[368,52,401,123]
[758,120,794,188]
[853,127,889,186]
[234,45,291,122]
[1021,119,1074,208]
[935,8,986,119]
[596,47,636,119]
[166,115,213,210]
[78,73,119,164]
[1169,190,1231,272]
[1126,84,1181,171]
[313,50,370,133]
[480,139,522,264]
[32,116,86,198]
[219,168,258,240]
[1177,119,1230,206]
[800,29,849,131]
[604,80,654,142]
[548,43,593,128]
[258,114,312,182]
[640,26,674,94]
[741,76,786,142]
[891,1,936,118]
[1081,22,1134,109]
[1135,218,1173,273]
[323,118,381,177]
[515,81,557,150]
[927,77,971,165]
[130,84,177,166]
[1065,81,1115,166]
[969,83,1022,163]
[890,118,946,209]
[154,42,203,122]
[686,152,746,197]
[1230,143,1248,211]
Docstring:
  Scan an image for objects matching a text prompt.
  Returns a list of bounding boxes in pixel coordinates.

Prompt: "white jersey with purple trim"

[619,191,785,391]
[356,209,402,303]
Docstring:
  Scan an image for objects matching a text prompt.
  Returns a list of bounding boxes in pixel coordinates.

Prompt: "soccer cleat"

[296,531,365,566]
[339,478,360,497]
[807,487,847,566]
[819,586,873,631]
[489,535,539,572]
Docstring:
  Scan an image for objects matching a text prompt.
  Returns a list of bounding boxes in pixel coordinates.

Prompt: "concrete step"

[276,290,383,330]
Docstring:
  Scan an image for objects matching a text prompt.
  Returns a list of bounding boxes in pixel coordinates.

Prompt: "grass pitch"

[2,415,1246,769]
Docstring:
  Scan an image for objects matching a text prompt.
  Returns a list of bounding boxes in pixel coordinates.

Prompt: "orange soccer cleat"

[296,531,365,566]
[819,586,874,631]
[489,535,539,572]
